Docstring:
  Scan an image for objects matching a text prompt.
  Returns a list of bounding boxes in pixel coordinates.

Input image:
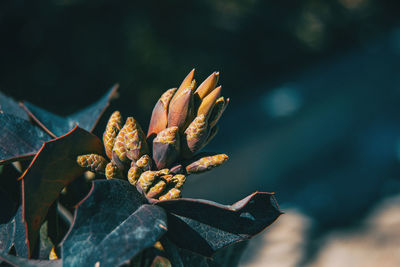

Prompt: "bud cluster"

[77,70,229,200]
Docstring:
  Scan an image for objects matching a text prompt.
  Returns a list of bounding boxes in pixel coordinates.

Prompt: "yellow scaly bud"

[123,117,148,161]
[105,162,121,180]
[76,154,107,174]
[159,188,181,201]
[127,165,142,186]
[183,114,209,157]
[147,180,167,199]
[137,171,158,192]
[186,154,228,174]
[103,111,122,160]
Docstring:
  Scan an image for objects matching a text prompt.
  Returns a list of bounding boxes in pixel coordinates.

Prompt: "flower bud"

[208,97,229,128]
[77,154,107,174]
[175,69,195,97]
[112,117,133,165]
[103,111,122,160]
[147,88,177,139]
[167,80,195,131]
[156,169,170,176]
[186,154,228,174]
[183,114,209,157]
[105,162,122,180]
[194,71,219,100]
[127,165,142,186]
[197,86,221,118]
[152,126,180,169]
[137,170,158,192]
[135,154,152,171]
[147,180,167,199]
[171,174,186,189]
[159,188,181,201]
[123,117,149,161]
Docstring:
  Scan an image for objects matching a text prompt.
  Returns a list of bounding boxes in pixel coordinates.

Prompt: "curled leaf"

[156,192,282,256]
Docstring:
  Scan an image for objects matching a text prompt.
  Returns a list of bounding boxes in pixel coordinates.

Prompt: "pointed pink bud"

[167,81,195,131]
[147,88,177,139]
[152,126,180,169]
[194,72,219,100]
[197,86,221,118]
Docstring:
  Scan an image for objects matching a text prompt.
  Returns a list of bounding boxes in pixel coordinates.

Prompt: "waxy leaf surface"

[0,92,29,120]
[0,114,51,164]
[0,207,28,257]
[0,252,61,267]
[21,126,104,257]
[62,180,168,267]
[156,192,281,257]
[22,84,118,137]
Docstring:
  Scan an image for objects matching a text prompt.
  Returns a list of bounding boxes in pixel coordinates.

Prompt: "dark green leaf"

[22,84,118,137]
[21,126,104,257]
[0,114,51,164]
[156,192,281,257]
[0,252,61,267]
[61,179,168,267]
[0,92,29,120]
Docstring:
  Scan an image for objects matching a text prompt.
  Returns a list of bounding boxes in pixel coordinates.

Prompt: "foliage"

[0,71,281,266]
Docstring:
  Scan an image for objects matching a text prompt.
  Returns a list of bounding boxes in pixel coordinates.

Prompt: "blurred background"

[1,0,400,266]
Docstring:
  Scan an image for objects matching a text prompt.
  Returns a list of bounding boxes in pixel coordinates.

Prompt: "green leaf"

[21,126,104,257]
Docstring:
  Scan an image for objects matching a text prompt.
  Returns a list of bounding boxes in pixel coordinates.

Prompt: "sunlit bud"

[153,127,180,169]
[174,69,195,97]
[157,169,170,176]
[171,174,186,189]
[161,174,173,183]
[147,88,177,139]
[186,154,228,174]
[112,117,133,165]
[208,97,229,128]
[159,188,181,201]
[123,117,149,161]
[194,72,219,100]
[76,154,107,174]
[103,111,122,160]
[167,80,195,130]
[135,154,152,171]
[197,86,221,118]
[183,114,209,157]
[146,180,167,199]
[105,162,121,180]
[137,171,158,192]
[127,165,142,186]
